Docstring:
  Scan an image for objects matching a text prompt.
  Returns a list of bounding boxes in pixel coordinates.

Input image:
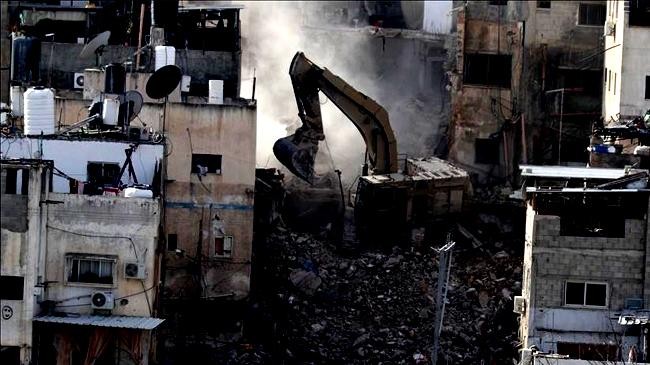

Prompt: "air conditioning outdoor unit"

[91,291,114,310]
[73,72,85,89]
[124,261,147,280]
[513,295,526,314]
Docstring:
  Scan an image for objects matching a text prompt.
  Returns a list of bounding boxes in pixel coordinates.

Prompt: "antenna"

[145,65,182,100]
[80,31,111,67]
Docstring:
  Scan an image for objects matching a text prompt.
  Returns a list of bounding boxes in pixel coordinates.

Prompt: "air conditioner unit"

[91,291,114,310]
[73,72,85,89]
[124,261,147,280]
[605,21,616,36]
[513,295,526,314]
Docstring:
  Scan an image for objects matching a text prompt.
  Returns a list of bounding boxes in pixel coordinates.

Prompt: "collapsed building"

[1,0,256,363]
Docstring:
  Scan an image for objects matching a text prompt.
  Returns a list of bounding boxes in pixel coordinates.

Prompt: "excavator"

[273,52,468,244]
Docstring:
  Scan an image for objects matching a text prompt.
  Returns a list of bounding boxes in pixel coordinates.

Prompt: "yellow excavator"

[273,52,399,184]
[274,52,468,244]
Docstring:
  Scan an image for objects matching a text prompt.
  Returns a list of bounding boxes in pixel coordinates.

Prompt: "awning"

[33,315,165,330]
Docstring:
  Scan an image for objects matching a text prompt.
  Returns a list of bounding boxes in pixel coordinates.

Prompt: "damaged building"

[1,0,256,363]
[448,1,606,186]
[517,165,650,364]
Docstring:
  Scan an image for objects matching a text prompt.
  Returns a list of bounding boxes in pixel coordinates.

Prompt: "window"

[560,214,624,237]
[463,54,512,88]
[645,75,650,99]
[191,154,222,174]
[578,3,606,26]
[537,1,551,9]
[629,0,650,26]
[557,343,618,361]
[475,138,501,164]
[1,168,29,195]
[214,236,233,257]
[565,281,608,307]
[613,72,616,95]
[0,276,24,300]
[489,0,508,5]
[608,70,611,92]
[66,255,116,285]
[167,233,178,251]
[87,162,120,186]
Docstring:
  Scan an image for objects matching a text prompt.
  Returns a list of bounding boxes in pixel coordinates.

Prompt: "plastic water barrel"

[104,63,126,94]
[208,80,224,104]
[24,87,55,135]
[154,46,176,71]
[10,86,24,116]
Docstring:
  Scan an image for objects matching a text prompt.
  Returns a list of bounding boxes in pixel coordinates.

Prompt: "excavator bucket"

[273,134,319,184]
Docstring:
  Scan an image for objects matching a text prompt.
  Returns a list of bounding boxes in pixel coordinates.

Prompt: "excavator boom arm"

[273,52,398,183]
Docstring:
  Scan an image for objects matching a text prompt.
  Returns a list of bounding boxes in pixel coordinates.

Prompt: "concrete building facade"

[602,0,650,123]
[517,165,650,363]
[1,159,164,365]
[449,1,606,185]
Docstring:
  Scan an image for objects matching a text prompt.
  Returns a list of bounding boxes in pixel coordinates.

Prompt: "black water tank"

[11,36,41,84]
[104,63,126,94]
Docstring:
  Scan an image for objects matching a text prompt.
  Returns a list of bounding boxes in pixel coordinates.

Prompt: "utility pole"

[431,234,455,365]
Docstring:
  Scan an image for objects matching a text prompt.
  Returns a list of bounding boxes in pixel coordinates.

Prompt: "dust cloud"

[239,1,447,184]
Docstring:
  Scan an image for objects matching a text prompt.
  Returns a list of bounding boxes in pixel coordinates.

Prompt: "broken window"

[463,54,512,88]
[565,281,608,307]
[578,3,606,26]
[87,162,120,187]
[1,168,29,195]
[557,342,618,361]
[645,75,650,99]
[167,233,178,251]
[475,138,501,164]
[537,1,551,9]
[214,236,233,258]
[66,255,116,285]
[629,0,650,27]
[191,154,222,175]
[0,276,24,300]
[560,212,624,237]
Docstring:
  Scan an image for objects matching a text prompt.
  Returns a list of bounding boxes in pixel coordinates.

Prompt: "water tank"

[11,36,41,83]
[102,97,120,126]
[208,80,224,105]
[154,46,176,71]
[10,86,24,116]
[104,63,126,94]
[24,87,55,135]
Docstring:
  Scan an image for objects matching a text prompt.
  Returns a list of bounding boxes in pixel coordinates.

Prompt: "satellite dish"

[124,90,144,121]
[146,65,182,99]
[80,31,111,66]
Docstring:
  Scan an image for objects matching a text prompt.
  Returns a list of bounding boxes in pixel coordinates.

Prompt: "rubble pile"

[245,220,523,364]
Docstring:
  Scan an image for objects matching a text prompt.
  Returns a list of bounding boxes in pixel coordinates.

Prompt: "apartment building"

[1,0,257,362]
[448,1,606,185]
[602,0,650,123]
[516,164,650,363]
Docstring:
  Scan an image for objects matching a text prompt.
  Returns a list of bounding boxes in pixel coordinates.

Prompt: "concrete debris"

[242,216,523,364]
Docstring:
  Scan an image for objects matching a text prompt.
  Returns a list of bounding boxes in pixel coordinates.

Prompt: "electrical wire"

[46,224,140,261]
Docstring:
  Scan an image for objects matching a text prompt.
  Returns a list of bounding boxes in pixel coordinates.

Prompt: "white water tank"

[10,86,24,116]
[208,80,224,105]
[24,87,55,135]
[154,46,175,71]
[102,97,120,126]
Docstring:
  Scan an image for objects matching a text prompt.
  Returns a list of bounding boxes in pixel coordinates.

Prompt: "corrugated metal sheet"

[33,315,165,330]
[519,165,647,179]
